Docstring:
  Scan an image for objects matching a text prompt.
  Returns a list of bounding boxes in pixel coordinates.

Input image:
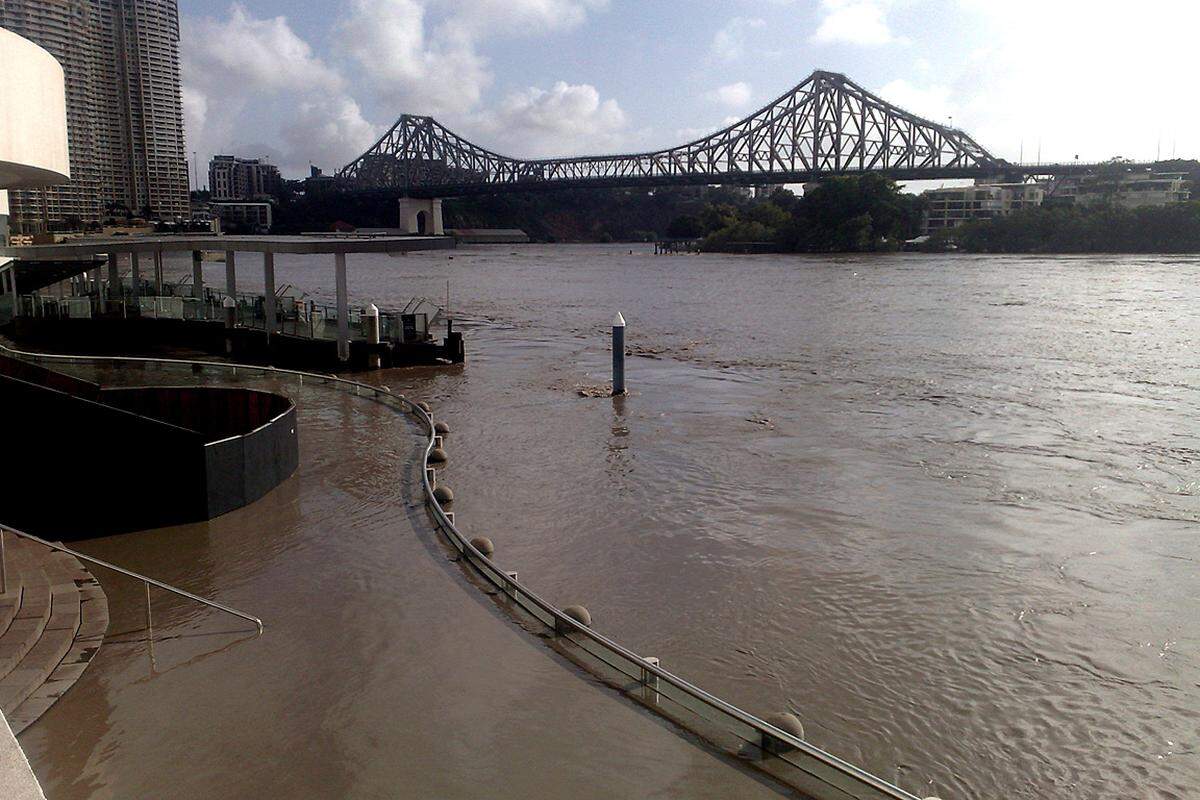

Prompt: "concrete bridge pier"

[398,197,444,235]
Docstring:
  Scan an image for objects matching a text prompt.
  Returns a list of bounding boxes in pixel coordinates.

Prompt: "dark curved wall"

[0,375,298,538]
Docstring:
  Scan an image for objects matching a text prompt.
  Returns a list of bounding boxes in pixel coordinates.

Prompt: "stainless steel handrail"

[0,523,263,634]
[0,340,927,800]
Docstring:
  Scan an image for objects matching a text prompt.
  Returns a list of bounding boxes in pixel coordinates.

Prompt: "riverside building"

[1048,170,1191,209]
[0,0,189,233]
[921,182,1045,235]
[209,155,283,201]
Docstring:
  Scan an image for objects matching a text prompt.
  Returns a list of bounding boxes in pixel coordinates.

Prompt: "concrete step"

[7,583,109,734]
[0,537,108,734]
[0,588,21,641]
[0,566,52,679]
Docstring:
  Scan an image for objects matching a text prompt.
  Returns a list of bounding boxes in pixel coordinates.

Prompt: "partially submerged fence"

[0,340,933,800]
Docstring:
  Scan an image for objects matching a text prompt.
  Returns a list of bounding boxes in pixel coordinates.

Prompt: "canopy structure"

[0,235,456,362]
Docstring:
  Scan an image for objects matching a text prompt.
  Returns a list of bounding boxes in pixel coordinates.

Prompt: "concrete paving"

[0,714,44,800]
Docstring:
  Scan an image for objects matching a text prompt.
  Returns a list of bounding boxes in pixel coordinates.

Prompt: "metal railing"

[0,523,263,637]
[0,340,927,800]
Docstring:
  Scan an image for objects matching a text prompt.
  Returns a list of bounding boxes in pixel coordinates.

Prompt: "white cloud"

[181,0,622,177]
[183,5,364,176]
[185,4,342,92]
[440,0,609,39]
[282,97,381,175]
[338,0,610,118]
[712,17,766,61]
[812,0,894,46]
[476,81,628,157]
[337,0,492,116]
[947,0,1200,162]
[709,81,754,110]
[878,79,953,125]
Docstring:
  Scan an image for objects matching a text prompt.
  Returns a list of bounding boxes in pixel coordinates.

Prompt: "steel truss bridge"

[335,70,1115,197]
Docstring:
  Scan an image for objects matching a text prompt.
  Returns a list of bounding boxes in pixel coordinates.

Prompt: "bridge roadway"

[17,361,787,800]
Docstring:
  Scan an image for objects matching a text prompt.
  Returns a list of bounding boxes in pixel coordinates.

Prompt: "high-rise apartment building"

[0,0,188,232]
[209,156,283,201]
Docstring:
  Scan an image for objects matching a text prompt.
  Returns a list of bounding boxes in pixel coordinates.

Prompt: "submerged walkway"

[0,537,108,733]
[0,536,108,799]
[16,363,784,799]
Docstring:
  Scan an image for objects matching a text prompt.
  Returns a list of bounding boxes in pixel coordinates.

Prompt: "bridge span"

[335,69,1157,231]
[338,70,1006,198]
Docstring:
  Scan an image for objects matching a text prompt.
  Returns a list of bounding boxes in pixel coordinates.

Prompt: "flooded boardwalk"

[18,364,781,799]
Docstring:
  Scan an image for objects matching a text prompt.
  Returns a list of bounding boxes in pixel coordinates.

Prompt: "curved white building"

[0,24,70,329]
[0,26,70,190]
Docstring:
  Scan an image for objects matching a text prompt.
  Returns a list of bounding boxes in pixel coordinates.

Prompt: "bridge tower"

[398,197,444,235]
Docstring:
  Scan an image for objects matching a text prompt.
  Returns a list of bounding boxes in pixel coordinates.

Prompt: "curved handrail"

[0,523,263,634]
[0,340,926,800]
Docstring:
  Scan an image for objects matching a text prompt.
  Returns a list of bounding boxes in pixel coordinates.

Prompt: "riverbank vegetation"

[688,175,925,253]
[940,202,1200,253]
[272,177,927,250]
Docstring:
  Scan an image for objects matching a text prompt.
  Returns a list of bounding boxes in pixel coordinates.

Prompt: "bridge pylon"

[399,197,444,235]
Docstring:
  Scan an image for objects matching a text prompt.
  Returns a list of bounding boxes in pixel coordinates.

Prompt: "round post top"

[612,312,626,327]
[222,296,236,308]
[365,303,380,317]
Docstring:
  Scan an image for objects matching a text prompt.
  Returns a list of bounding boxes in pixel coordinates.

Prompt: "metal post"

[225,250,236,298]
[191,250,203,299]
[223,296,237,354]
[1,530,6,596]
[365,302,380,369]
[130,251,141,299]
[107,252,119,303]
[144,581,153,642]
[263,251,276,335]
[612,311,626,396]
[154,250,164,296]
[642,656,661,704]
[335,252,349,362]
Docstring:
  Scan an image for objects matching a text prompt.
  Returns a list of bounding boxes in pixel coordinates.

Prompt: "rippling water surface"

[28,245,1200,799]
[351,245,1200,799]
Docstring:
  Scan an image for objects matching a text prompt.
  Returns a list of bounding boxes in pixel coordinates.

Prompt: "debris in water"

[577,384,611,398]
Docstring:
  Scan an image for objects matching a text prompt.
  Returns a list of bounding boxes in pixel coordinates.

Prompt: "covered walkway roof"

[0,235,455,259]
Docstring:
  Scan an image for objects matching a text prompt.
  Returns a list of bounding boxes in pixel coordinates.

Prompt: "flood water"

[24,245,1200,799]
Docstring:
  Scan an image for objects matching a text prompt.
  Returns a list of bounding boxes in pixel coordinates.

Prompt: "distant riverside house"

[921,182,1045,235]
[1047,171,1191,209]
[208,155,283,201]
[210,202,272,234]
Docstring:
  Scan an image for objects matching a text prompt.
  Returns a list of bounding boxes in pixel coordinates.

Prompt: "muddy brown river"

[21,245,1200,799]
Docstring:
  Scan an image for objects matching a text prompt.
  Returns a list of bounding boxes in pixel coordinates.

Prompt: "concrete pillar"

[335,252,349,362]
[398,197,444,235]
[107,253,119,301]
[130,251,141,299]
[223,296,236,354]
[153,250,164,296]
[225,250,236,298]
[430,198,444,235]
[191,251,204,299]
[365,303,381,369]
[398,198,420,234]
[262,251,276,334]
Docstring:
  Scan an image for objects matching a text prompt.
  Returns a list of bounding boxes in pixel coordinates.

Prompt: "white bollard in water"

[612,311,626,396]
[365,303,381,369]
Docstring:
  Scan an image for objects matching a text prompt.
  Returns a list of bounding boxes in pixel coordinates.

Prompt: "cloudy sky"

[180,0,1200,185]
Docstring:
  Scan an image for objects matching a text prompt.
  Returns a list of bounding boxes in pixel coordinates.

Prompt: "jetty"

[0,235,462,370]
